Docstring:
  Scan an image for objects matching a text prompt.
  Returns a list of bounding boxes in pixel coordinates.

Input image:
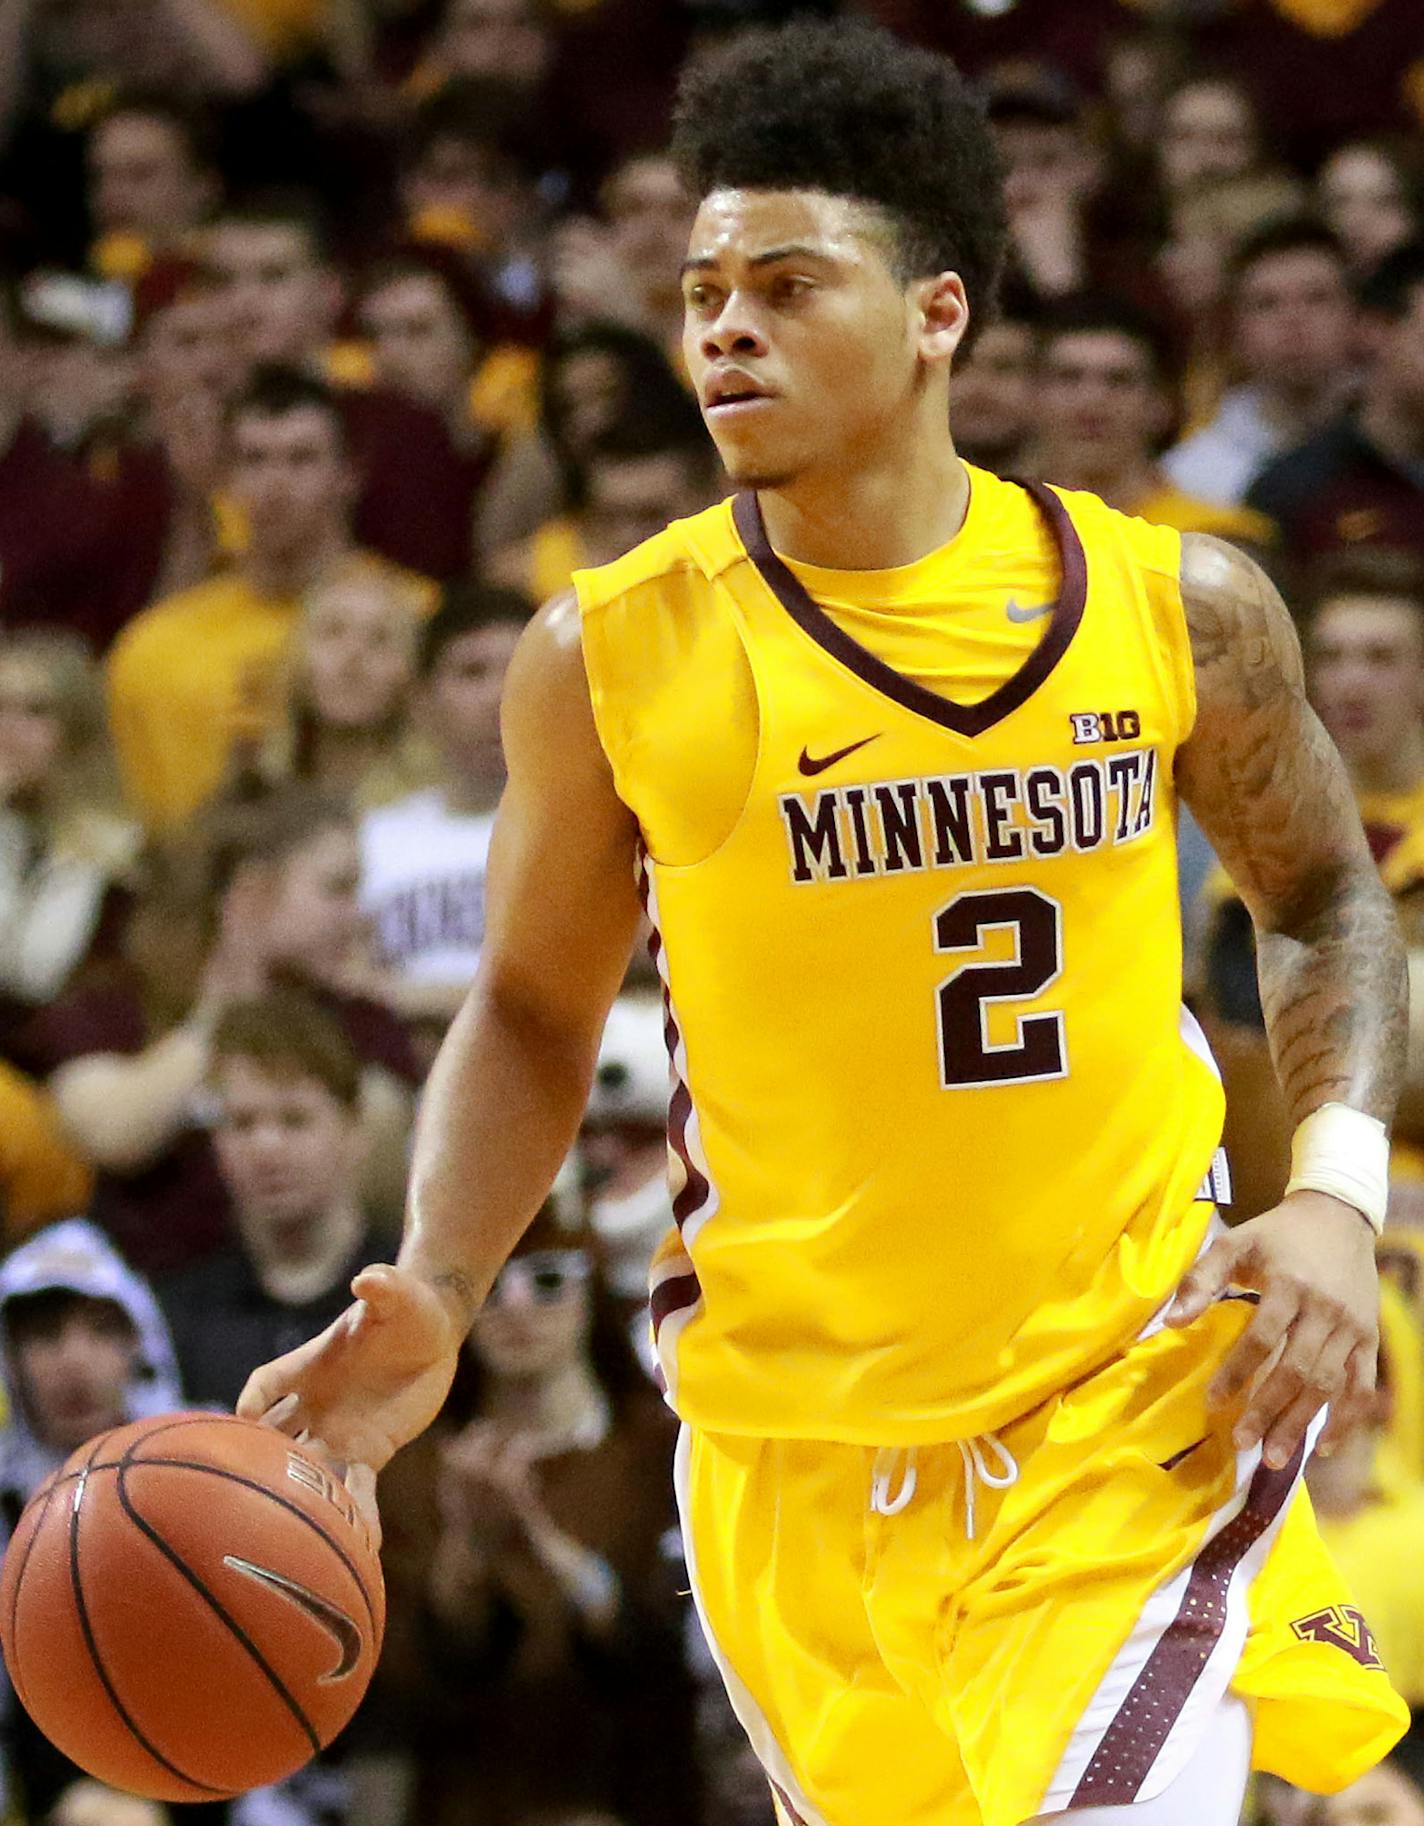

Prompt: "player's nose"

[699,301,770,364]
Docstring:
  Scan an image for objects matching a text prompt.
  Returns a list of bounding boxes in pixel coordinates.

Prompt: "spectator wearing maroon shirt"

[0,278,131,650]
[23,788,421,1276]
[205,195,487,580]
[1247,242,1424,563]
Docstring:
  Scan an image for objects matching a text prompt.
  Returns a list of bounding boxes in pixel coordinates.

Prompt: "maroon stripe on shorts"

[1069,1440,1304,1809]
[650,1269,702,1338]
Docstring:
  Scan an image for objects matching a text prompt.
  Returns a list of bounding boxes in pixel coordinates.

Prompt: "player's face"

[682,189,934,492]
[423,623,523,782]
[1321,1765,1424,1826]
[1307,595,1424,771]
[8,1299,138,1456]
[302,576,417,732]
[214,1060,362,1235]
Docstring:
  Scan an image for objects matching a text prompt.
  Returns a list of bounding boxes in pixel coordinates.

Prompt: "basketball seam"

[39,1448,378,1633]
[115,1450,323,1760]
[6,1473,64,1710]
[66,1439,230,1798]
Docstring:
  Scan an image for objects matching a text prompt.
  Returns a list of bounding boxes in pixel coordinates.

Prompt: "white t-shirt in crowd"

[359,788,495,988]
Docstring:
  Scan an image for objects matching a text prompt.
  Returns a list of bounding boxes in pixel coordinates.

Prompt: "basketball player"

[240,23,1411,1826]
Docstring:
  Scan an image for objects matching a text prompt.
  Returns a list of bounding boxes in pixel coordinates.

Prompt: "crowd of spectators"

[0,2,1422,1825]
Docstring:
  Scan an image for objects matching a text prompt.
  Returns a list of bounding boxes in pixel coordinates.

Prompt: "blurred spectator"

[479,318,698,554]
[230,565,428,809]
[1247,241,1424,561]
[25,788,422,1275]
[377,1196,697,1826]
[1317,139,1424,281]
[1165,217,1357,508]
[0,1217,182,1819]
[158,989,380,1409]
[397,80,552,340]
[418,0,556,98]
[0,279,133,649]
[952,296,1037,475]
[581,992,670,1364]
[1158,73,1270,211]
[360,582,530,1031]
[15,270,132,456]
[1028,295,1277,543]
[356,253,500,452]
[86,95,218,285]
[0,1061,92,1241]
[0,632,136,1053]
[986,69,1103,304]
[48,1781,171,1826]
[490,409,718,601]
[107,365,433,833]
[1320,1756,1424,1826]
[553,148,693,356]
[206,196,488,579]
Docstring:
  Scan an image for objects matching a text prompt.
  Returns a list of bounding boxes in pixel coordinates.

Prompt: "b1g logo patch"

[1070,710,1142,745]
[1291,1605,1384,1669]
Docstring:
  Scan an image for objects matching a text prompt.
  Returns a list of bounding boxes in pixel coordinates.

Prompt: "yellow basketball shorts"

[676,1298,1407,1826]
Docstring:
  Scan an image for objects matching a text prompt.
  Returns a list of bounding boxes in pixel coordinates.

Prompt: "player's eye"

[773,275,814,303]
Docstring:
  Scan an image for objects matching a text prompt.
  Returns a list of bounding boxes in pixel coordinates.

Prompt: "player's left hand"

[1165,1190,1379,1470]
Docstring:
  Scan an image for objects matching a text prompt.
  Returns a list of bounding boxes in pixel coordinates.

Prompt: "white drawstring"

[869,1447,918,1516]
[868,1433,1020,1537]
[956,1433,1019,1540]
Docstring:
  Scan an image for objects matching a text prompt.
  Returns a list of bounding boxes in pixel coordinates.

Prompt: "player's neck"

[756,438,970,571]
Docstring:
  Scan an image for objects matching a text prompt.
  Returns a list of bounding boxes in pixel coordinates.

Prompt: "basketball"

[0,1411,385,1803]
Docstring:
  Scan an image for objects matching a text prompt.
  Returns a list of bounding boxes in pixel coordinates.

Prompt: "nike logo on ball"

[1006,598,1055,623]
[225,1555,364,1682]
[798,734,882,776]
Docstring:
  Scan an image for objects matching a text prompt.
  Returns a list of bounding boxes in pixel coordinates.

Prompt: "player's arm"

[1170,532,1408,1468]
[237,593,643,1479]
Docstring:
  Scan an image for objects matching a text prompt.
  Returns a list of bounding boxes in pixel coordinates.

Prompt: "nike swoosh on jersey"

[225,1554,365,1681]
[798,734,882,776]
[1005,598,1055,623]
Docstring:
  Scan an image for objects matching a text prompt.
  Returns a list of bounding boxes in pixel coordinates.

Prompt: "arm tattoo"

[430,1268,480,1329]
[1176,534,1407,1126]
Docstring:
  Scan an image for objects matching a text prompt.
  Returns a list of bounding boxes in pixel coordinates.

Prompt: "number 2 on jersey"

[934,887,1067,1088]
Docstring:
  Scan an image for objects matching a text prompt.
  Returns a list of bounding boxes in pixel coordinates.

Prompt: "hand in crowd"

[438,1421,545,1551]
[198,866,272,1009]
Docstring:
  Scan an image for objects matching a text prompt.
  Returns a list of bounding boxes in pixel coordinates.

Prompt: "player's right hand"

[236,1263,464,1526]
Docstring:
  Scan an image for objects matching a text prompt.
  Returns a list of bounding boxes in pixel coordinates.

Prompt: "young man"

[106,366,433,830]
[1031,294,1277,547]
[1164,218,1356,510]
[360,582,530,1027]
[242,23,1409,1826]
[159,991,378,1411]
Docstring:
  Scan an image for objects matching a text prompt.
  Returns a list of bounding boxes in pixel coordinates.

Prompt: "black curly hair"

[672,19,1007,349]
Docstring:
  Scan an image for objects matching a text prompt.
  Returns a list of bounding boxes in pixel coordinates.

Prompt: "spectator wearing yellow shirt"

[86,96,217,286]
[107,366,432,832]
[0,1061,93,1240]
[1028,295,1278,549]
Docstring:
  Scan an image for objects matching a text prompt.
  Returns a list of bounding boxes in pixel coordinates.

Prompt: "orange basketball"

[0,1411,385,1802]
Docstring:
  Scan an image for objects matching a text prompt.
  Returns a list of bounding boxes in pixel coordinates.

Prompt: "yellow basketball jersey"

[575,466,1225,1444]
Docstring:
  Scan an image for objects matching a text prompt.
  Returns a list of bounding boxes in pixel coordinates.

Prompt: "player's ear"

[915,270,969,368]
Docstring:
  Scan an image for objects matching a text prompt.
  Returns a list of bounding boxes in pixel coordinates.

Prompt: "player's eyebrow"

[680,244,833,277]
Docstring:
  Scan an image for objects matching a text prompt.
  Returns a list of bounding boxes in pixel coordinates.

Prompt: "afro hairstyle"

[671,18,1007,351]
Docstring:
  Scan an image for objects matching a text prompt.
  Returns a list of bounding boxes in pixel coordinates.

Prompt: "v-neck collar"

[731,479,1088,739]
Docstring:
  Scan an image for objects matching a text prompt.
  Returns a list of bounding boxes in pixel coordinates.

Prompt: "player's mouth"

[704,370,778,418]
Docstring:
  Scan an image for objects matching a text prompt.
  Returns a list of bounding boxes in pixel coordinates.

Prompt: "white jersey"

[359,788,494,989]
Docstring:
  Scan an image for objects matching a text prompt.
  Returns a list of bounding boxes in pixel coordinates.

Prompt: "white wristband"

[1284,1102,1389,1236]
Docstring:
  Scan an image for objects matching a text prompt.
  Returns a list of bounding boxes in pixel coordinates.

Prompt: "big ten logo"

[1070,710,1142,745]
[1291,1605,1384,1669]
[287,1451,364,1539]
